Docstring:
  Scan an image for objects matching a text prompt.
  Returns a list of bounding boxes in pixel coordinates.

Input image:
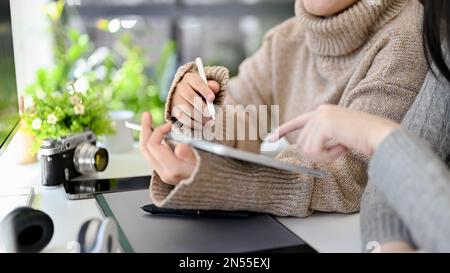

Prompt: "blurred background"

[67,0,294,75]
[9,0,294,155]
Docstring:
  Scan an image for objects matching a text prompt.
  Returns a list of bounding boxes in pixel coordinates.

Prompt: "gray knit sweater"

[360,67,450,252]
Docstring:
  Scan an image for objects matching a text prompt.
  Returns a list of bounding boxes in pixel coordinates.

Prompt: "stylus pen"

[125,122,177,141]
[141,204,250,218]
[125,122,145,132]
[195,57,216,120]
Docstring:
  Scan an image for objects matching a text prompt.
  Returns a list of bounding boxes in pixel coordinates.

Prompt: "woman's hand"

[377,241,417,253]
[139,112,197,185]
[170,73,220,129]
[270,105,401,162]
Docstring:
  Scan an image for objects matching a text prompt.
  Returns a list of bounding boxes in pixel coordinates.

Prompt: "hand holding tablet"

[126,122,326,178]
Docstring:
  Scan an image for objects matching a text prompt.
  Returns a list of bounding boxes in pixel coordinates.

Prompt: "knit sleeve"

[360,181,412,252]
[151,142,366,217]
[367,129,450,252]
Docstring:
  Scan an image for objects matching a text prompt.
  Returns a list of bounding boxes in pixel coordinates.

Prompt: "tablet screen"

[64,175,151,200]
[168,136,327,178]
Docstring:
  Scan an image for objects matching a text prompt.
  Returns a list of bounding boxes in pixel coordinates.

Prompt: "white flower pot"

[102,110,135,153]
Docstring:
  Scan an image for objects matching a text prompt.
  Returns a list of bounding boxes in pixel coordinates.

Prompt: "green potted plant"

[21,0,114,155]
[22,0,176,155]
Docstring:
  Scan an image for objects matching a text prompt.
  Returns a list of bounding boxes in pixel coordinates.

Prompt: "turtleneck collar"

[296,0,409,56]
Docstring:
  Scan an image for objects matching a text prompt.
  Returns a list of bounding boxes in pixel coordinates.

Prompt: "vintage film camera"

[40,131,108,187]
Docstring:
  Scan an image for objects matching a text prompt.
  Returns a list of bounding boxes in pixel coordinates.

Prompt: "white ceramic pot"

[102,110,135,153]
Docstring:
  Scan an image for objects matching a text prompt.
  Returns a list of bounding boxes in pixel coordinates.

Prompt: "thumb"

[208,81,220,94]
[174,143,197,165]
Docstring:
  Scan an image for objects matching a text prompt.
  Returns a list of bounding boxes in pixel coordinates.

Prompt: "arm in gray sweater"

[360,181,413,251]
[361,60,450,252]
[364,130,450,252]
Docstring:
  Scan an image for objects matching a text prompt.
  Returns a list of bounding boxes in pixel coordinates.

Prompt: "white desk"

[0,136,361,253]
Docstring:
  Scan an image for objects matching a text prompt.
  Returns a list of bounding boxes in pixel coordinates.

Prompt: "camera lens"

[73,143,109,175]
[94,148,108,171]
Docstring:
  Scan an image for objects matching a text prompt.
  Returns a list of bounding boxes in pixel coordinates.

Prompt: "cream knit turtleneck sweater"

[149,0,427,217]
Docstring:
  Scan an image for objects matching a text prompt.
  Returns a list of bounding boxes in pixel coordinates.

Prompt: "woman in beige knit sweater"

[139,0,427,217]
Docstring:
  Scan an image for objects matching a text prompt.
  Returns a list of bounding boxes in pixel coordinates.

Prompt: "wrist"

[379,241,416,253]
[370,121,400,154]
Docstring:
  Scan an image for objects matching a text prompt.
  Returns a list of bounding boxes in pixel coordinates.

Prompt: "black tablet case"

[96,189,314,253]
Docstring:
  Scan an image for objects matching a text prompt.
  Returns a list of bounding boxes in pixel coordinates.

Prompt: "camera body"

[40,131,109,187]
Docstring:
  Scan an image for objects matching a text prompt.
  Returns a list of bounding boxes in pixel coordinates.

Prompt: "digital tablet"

[169,137,327,178]
[124,122,327,179]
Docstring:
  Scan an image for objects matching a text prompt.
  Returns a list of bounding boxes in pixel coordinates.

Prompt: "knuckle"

[165,173,179,184]
[139,143,146,153]
[184,73,194,81]
[192,78,205,89]
[175,83,183,93]
[186,91,197,102]
[317,104,333,113]
[317,106,333,118]
[175,81,187,93]
[159,173,170,183]
[192,95,203,108]
[178,104,190,114]
[153,126,162,134]
[146,142,153,151]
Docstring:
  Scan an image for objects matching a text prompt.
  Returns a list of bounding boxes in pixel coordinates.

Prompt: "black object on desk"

[141,204,250,218]
[96,190,317,253]
[64,175,151,200]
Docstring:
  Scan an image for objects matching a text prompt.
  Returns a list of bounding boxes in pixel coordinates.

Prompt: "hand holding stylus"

[196,57,216,120]
[168,59,220,129]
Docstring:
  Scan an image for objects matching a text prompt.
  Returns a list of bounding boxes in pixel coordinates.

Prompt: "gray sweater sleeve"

[367,130,450,252]
[360,181,412,251]
[361,64,450,252]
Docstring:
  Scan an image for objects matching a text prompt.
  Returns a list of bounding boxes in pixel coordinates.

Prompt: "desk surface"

[0,136,361,253]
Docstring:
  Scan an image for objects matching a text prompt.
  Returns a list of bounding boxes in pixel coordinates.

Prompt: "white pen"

[195,57,216,120]
[125,121,183,142]
[125,121,143,132]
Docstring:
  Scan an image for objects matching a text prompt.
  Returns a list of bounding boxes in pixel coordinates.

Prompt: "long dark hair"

[423,0,450,82]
